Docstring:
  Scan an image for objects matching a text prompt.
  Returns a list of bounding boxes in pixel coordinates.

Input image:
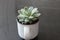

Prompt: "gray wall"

[0,0,18,40]
[0,0,60,40]
[16,0,60,40]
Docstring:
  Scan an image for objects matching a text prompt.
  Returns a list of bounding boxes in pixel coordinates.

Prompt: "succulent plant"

[17,6,41,24]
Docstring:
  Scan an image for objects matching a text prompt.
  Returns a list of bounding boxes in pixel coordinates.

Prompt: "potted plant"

[16,6,41,40]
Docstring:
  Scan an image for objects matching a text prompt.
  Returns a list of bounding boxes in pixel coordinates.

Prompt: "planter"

[16,19,39,40]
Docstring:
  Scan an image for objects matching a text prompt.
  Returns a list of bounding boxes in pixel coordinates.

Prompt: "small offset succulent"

[17,6,41,24]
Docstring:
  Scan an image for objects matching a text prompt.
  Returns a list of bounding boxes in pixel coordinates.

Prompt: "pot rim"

[16,18,39,25]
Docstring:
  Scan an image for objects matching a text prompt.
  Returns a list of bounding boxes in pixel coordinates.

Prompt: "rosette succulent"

[17,6,41,24]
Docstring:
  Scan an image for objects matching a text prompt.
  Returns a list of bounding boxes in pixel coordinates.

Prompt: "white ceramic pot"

[17,20,39,40]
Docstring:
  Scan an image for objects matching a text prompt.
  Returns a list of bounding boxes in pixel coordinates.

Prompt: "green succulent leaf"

[17,6,41,24]
[18,10,21,14]
[32,18,37,20]
[29,16,34,19]
[31,8,38,15]
[19,19,24,22]
[34,13,41,17]
[25,18,29,23]
[28,6,33,12]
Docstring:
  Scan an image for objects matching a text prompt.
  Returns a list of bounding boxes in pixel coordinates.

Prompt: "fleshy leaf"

[29,16,34,19]
[18,10,21,14]
[34,13,41,17]
[19,19,24,22]
[25,18,29,23]
[31,8,38,15]
[20,9,25,14]
[28,6,33,12]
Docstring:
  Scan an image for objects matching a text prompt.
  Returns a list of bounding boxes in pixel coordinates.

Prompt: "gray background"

[0,0,60,40]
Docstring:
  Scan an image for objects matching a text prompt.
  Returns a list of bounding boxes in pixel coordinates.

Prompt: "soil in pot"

[17,18,39,25]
